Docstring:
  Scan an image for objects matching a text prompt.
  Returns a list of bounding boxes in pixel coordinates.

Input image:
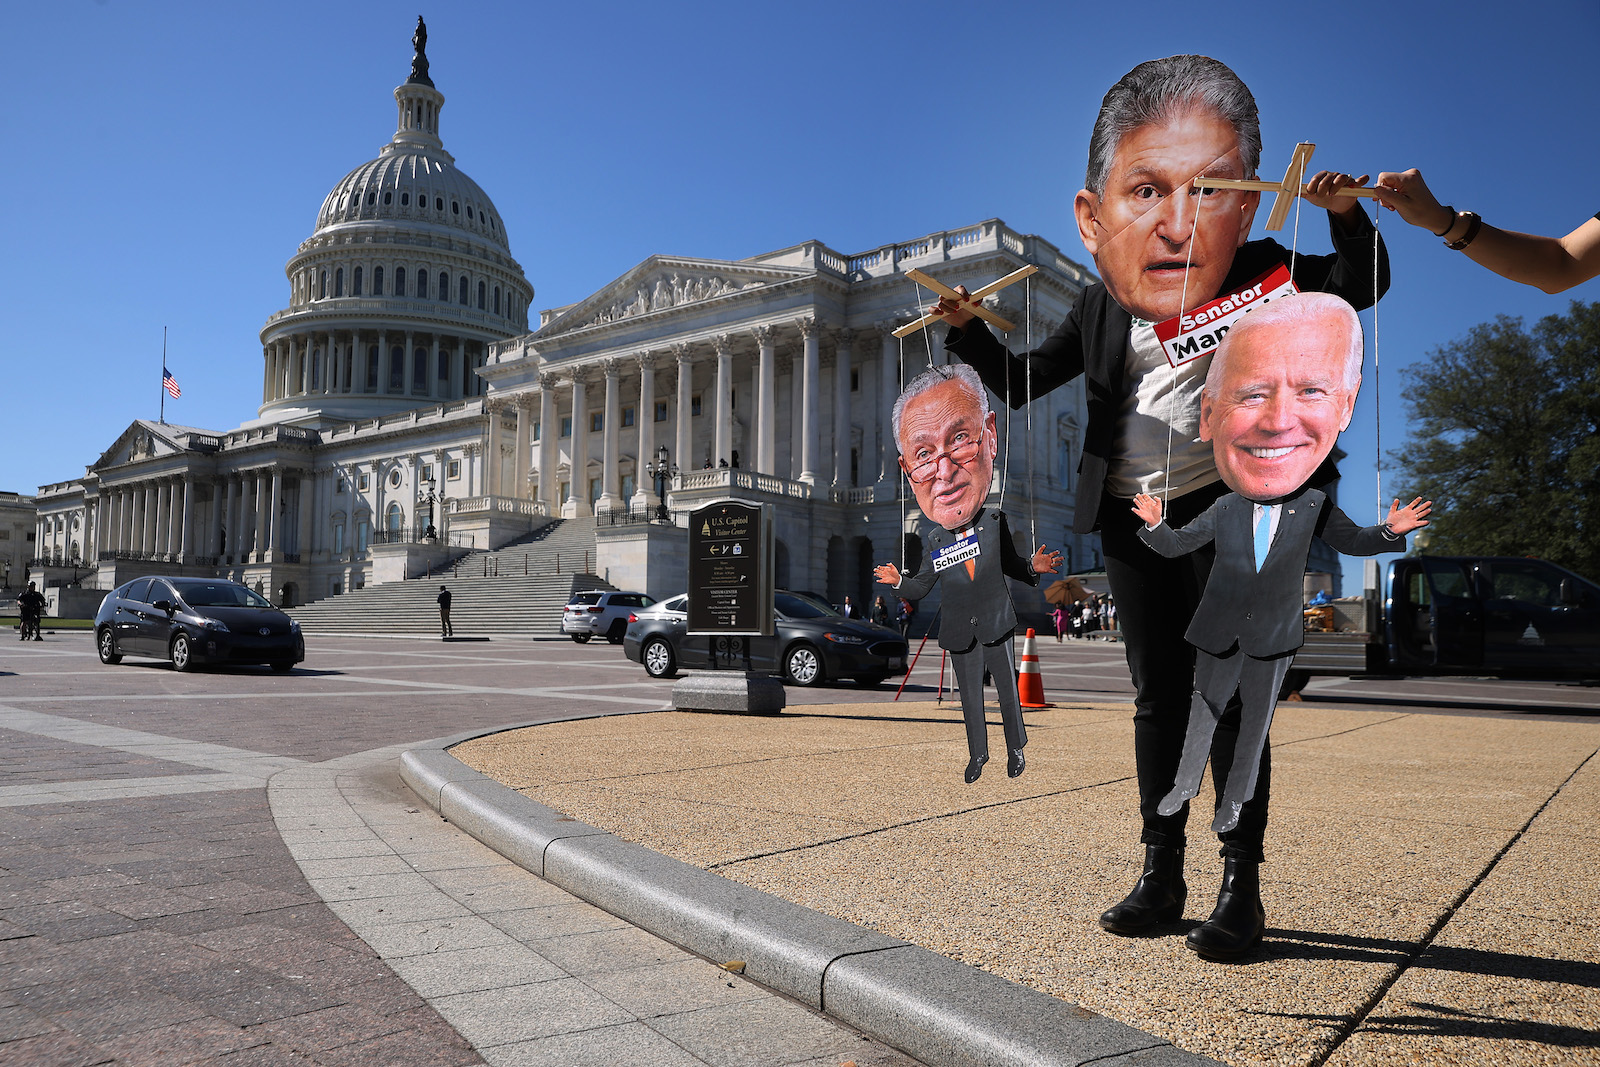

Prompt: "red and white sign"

[1153,264,1298,368]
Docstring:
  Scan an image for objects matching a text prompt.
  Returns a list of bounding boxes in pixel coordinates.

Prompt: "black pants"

[1099,485,1271,863]
[950,638,1025,760]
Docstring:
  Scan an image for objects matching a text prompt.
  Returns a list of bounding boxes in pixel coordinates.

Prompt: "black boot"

[1186,855,1265,960]
[1099,845,1186,935]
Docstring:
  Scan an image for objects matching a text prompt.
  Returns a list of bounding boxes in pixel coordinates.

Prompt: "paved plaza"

[1,628,1596,1065]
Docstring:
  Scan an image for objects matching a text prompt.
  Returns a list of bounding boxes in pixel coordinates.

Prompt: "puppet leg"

[1211,653,1292,833]
[951,645,989,782]
[982,639,1027,776]
[1157,649,1242,817]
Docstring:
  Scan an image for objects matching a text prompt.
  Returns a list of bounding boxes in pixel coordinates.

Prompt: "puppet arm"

[881,542,939,601]
[1385,497,1433,536]
[1136,496,1222,558]
[942,292,1087,412]
[995,512,1045,586]
[1314,498,1428,556]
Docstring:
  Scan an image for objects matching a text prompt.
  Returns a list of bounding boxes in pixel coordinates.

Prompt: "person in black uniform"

[932,55,1391,953]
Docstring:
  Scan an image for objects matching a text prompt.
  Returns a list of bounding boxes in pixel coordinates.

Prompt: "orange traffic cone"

[1017,628,1050,708]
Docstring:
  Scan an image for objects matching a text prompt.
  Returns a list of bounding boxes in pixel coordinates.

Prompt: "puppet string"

[1288,148,1308,287]
[1161,183,1206,511]
[1372,204,1383,517]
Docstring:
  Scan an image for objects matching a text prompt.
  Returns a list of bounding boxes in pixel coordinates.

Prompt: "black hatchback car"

[623,590,908,687]
[95,577,305,672]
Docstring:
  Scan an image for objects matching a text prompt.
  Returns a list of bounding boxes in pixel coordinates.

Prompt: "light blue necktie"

[1254,505,1274,571]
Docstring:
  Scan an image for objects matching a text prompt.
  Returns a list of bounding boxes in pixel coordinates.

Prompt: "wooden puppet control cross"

[893,264,1040,338]
[1191,142,1382,231]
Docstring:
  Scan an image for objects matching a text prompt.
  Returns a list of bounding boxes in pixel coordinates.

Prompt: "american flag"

[163,367,182,399]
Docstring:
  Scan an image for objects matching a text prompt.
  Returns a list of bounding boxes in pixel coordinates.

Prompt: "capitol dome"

[257,18,534,425]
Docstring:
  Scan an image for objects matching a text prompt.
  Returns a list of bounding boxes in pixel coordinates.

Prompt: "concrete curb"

[400,733,1219,1067]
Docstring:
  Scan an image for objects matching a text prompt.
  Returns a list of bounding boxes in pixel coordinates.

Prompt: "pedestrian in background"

[437,585,453,638]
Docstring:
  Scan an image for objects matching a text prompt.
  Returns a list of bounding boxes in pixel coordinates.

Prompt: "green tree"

[1391,300,1600,579]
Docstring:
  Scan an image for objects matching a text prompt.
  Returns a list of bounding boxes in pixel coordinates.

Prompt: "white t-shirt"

[1105,320,1221,500]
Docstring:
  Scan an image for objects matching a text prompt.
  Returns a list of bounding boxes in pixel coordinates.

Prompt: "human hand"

[1373,169,1454,234]
[1032,545,1063,575]
[874,563,901,586]
[1385,497,1433,535]
[929,284,978,328]
[1131,493,1163,527]
[1304,170,1371,219]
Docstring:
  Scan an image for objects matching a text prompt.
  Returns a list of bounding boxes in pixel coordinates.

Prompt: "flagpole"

[160,326,168,425]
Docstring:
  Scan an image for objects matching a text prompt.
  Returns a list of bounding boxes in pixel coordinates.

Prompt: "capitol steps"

[437,516,602,580]
[287,518,610,637]
[286,572,614,637]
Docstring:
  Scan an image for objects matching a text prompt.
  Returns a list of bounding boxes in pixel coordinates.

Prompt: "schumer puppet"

[873,365,1061,784]
[1131,292,1430,958]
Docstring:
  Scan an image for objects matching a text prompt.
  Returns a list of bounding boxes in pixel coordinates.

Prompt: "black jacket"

[895,510,1039,652]
[945,213,1389,534]
[1138,488,1397,657]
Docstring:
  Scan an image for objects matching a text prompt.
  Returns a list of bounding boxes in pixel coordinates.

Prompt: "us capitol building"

[31,21,1103,614]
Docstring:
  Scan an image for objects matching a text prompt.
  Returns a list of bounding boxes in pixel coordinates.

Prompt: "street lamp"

[421,475,438,541]
[645,445,678,523]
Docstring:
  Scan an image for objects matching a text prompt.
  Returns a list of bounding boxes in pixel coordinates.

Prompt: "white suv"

[561,591,656,644]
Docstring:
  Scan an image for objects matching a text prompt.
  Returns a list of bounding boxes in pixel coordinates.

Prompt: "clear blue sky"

[4,1,1596,582]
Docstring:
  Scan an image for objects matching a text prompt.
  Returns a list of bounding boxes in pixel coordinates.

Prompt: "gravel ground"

[453,698,1600,1067]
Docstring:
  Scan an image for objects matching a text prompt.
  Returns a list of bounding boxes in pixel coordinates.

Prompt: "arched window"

[477,281,486,310]
[401,191,410,206]
[311,348,322,390]
[366,346,380,390]
[494,286,501,315]
[393,267,404,297]
[435,196,444,211]
[374,266,384,296]
[459,276,469,305]
[436,348,450,382]
[452,200,460,215]
[389,346,405,392]
[334,268,344,297]
[466,205,474,220]
[415,269,426,298]
[386,502,404,540]
[412,347,427,391]
[352,266,363,296]
[383,190,392,205]
[366,191,375,206]
[438,272,449,300]
[319,271,327,299]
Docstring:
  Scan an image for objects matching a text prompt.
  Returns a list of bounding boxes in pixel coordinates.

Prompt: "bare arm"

[1374,169,1600,294]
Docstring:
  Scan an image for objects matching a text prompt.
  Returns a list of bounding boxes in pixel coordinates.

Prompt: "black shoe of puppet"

[1186,856,1265,960]
[1098,845,1186,935]
[964,753,988,784]
[1007,747,1025,778]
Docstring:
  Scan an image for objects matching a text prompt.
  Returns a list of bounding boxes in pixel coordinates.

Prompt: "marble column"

[430,336,441,400]
[175,477,191,561]
[539,375,560,514]
[674,345,693,470]
[142,483,157,556]
[221,478,237,561]
[713,335,733,468]
[252,470,269,562]
[482,401,498,497]
[879,325,901,484]
[267,469,283,559]
[753,326,776,476]
[798,319,821,486]
[599,358,622,512]
[565,372,590,517]
[513,395,531,499]
[833,330,853,489]
[632,354,656,511]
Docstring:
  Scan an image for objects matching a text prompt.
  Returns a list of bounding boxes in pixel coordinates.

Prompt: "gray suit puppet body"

[896,509,1040,764]
[1139,487,1400,831]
